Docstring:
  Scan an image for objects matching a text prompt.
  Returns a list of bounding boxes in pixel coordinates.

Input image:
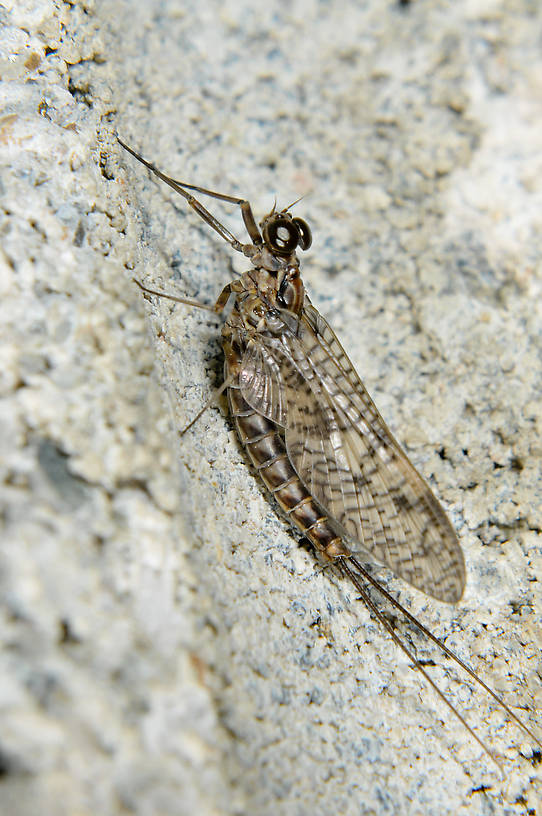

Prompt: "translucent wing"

[238,340,288,426]
[239,298,465,603]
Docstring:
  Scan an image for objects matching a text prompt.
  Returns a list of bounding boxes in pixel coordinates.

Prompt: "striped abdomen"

[227,382,350,560]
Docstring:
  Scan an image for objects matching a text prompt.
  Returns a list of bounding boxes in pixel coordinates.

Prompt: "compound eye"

[292,217,312,250]
[277,279,296,310]
[263,217,299,256]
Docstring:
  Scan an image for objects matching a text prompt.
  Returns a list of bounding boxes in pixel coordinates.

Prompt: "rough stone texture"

[1,1,541,814]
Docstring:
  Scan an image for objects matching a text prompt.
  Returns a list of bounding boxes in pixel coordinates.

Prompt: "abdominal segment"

[227,381,350,560]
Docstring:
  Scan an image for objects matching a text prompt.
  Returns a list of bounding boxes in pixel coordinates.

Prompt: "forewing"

[240,300,465,603]
[238,340,288,426]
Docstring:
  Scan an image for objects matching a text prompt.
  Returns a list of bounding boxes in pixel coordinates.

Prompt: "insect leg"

[178,373,237,437]
[133,278,240,431]
[118,137,262,248]
[134,278,239,315]
[160,179,262,246]
[134,279,217,313]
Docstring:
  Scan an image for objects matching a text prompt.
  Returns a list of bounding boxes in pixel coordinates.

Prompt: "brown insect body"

[221,246,465,603]
[118,136,540,769]
[223,267,349,562]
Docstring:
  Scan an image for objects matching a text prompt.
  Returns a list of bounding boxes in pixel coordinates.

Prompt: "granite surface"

[1,1,541,814]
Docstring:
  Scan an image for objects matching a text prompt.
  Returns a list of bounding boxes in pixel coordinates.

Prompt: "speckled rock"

[0,1,540,815]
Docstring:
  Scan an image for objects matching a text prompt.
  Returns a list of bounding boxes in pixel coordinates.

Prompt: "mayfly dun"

[118,136,540,770]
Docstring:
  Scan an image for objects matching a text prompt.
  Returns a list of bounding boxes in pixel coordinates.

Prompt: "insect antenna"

[281,193,307,213]
[337,557,505,772]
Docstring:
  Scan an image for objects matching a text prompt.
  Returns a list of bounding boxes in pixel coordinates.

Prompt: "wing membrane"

[239,340,288,425]
[239,299,465,603]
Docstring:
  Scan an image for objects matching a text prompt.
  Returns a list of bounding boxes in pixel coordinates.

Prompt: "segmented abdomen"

[227,382,349,560]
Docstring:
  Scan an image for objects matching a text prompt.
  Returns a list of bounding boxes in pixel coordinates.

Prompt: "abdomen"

[227,381,349,560]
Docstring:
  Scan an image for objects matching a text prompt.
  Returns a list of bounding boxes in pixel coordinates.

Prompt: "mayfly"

[118,137,540,769]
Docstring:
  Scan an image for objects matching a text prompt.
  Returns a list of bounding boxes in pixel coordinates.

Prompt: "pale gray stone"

[1,1,540,815]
